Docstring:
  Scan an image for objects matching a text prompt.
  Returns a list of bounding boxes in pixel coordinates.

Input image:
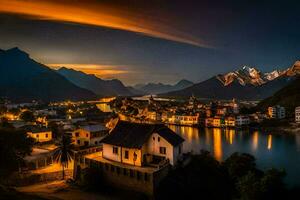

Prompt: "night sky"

[0,0,300,85]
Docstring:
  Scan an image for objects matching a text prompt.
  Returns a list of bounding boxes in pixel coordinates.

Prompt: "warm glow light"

[267,135,272,150]
[48,64,130,78]
[229,129,235,145]
[0,0,212,48]
[213,128,222,161]
[252,131,259,151]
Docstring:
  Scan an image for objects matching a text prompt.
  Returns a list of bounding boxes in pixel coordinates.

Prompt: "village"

[0,95,299,197]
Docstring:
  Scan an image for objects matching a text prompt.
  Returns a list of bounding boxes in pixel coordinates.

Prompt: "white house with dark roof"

[101,121,184,166]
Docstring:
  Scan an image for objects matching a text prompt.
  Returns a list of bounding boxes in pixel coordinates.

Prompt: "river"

[169,125,300,187]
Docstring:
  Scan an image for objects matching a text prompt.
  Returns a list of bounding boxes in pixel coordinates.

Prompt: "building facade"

[268,105,286,119]
[71,124,108,147]
[296,106,300,123]
[27,127,52,143]
[77,121,185,196]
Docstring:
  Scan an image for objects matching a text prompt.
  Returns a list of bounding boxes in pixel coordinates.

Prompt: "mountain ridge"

[0,47,97,102]
[57,67,133,97]
[133,79,193,94]
[160,63,300,100]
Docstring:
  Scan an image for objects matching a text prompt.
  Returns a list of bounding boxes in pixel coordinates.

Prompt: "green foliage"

[0,117,13,129]
[236,172,262,200]
[156,151,287,200]
[157,151,232,199]
[0,128,34,179]
[20,111,35,122]
[223,152,257,180]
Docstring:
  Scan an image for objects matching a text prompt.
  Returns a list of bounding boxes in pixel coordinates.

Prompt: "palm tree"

[53,134,73,180]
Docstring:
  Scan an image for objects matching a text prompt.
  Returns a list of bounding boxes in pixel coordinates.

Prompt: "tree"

[236,172,262,200]
[0,117,13,128]
[223,152,257,181]
[20,111,35,122]
[0,128,34,179]
[260,168,286,199]
[53,134,74,180]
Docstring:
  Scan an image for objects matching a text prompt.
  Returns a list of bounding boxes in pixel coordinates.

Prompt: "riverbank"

[253,122,300,134]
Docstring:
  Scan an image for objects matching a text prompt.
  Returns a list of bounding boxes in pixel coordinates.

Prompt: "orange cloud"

[0,0,212,48]
[48,64,131,78]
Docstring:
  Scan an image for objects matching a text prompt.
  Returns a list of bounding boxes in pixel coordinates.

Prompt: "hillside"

[0,47,97,102]
[57,67,133,97]
[134,79,193,94]
[161,76,293,100]
[257,77,300,115]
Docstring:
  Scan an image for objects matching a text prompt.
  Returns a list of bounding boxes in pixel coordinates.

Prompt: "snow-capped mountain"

[161,61,300,100]
[217,62,300,87]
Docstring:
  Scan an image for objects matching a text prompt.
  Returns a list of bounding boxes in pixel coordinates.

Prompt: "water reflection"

[267,135,272,150]
[213,128,222,161]
[225,129,235,145]
[169,125,300,186]
[252,131,258,151]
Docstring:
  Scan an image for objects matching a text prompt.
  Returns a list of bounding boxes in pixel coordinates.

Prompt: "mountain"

[133,79,193,94]
[126,86,146,96]
[161,63,300,100]
[0,47,97,102]
[257,77,300,114]
[57,67,132,96]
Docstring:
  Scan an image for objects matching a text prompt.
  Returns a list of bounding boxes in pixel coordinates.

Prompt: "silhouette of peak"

[3,47,29,58]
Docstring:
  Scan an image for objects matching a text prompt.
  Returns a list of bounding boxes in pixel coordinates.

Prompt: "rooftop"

[80,124,107,132]
[101,120,184,148]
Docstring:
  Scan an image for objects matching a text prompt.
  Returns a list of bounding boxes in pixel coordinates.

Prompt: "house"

[168,115,199,126]
[205,117,214,127]
[213,117,223,127]
[225,117,236,127]
[295,106,300,123]
[236,115,250,126]
[146,111,162,121]
[71,124,108,147]
[268,105,286,119]
[26,126,52,143]
[101,121,185,166]
[77,121,185,195]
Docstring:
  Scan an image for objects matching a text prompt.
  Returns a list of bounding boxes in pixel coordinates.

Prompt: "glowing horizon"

[47,64,131,79]
[0,0,212,48]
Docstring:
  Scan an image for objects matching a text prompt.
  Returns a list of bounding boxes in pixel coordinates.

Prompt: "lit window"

[159,147,166,154]
[124,150,129,159]
[113,146,118,155]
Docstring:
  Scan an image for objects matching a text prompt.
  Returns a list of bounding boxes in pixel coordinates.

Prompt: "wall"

[84,159,170,196]
[102,144,143,167]
[27,131,52,142]
[145,133,175,165]
[103,144,121,162]
[121,147,142,166]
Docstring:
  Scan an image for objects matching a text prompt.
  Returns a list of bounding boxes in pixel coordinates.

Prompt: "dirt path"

[16,181,125,200]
